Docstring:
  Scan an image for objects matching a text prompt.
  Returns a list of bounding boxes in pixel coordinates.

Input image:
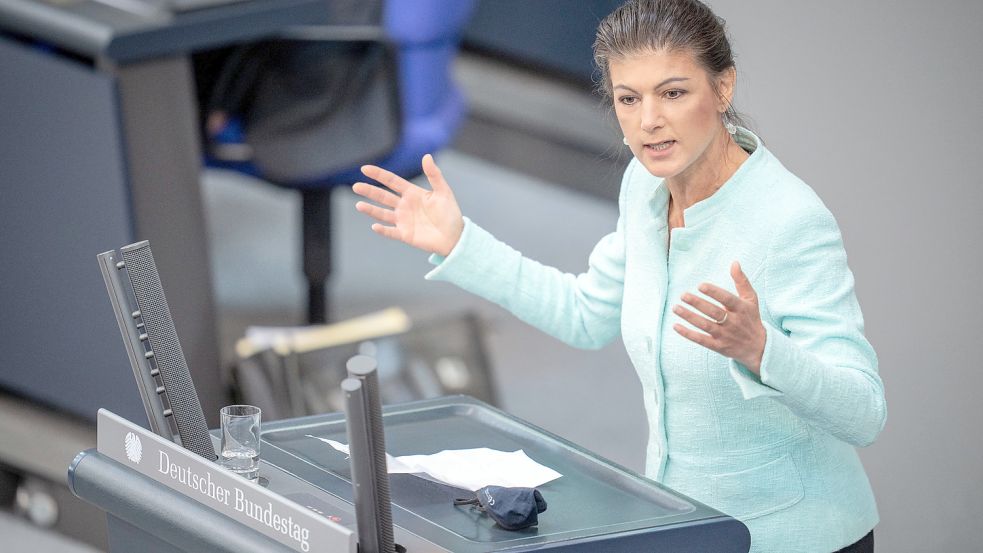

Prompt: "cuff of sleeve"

[424,216,479,280]
[729,323,784,399]
[427,253,445,265]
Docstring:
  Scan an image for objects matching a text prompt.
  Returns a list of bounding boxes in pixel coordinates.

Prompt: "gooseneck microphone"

[343,355,397,553]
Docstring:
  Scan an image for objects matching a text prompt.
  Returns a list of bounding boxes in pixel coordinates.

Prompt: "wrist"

[744,324,767,375]
[438,217,465,257]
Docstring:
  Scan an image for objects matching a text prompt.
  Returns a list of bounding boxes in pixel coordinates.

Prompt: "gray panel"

[0,36,146,423]
[108,516,186,553]
[112,56,225,427]
[0,0,337,434]
[71,451,298,553]
[0,0,330,63]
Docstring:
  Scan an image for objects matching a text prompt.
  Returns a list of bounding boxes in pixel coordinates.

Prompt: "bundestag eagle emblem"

[124,432,143,464]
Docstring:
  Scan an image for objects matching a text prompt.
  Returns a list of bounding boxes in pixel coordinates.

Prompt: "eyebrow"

[613,77,690,94]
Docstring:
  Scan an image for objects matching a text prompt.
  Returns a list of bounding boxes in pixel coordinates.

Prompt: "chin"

[638,158,682,180]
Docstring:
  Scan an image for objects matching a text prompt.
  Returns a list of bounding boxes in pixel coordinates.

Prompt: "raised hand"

[671,261,767,374]
[353,154,465,257]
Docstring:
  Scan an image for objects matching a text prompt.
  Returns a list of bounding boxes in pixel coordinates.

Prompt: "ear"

[717,66,737,112]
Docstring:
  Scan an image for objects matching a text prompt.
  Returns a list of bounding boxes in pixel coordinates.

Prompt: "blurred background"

[1,0,980,551]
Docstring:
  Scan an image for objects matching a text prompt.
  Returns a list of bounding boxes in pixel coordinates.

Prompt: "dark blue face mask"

[454,486,548,531]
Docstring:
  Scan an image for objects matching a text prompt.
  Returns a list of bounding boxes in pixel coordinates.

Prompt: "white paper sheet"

[306,436,562,491]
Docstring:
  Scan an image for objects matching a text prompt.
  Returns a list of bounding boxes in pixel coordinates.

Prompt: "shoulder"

[742,147,840,238]
[725,147,846,284]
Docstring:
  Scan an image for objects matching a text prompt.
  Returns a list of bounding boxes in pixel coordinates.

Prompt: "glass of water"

[220,405,261,480]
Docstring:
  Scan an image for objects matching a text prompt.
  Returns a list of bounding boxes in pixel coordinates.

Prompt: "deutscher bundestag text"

[159,450,311,551]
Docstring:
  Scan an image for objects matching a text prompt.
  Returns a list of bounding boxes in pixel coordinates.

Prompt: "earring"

[623,137,629,145]
[724,120,737,135]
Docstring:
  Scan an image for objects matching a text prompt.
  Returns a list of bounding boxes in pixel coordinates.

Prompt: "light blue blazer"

[425,128,885,553]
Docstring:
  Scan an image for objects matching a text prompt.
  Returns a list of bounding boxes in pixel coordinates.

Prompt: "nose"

[640,98,663,134]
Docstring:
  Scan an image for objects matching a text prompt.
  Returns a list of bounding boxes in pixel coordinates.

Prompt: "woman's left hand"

[672,261,767,375]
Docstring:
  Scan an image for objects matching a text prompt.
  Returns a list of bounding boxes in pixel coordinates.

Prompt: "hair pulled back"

[593,0,744,128]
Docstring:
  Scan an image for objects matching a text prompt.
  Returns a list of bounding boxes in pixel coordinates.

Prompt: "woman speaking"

[352,1,885,551]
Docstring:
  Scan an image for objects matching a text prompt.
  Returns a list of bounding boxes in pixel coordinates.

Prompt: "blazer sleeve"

[728,207,887,447]
[421,165,633,350]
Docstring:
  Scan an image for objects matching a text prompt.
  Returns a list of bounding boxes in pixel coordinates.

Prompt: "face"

[609,49,734,181]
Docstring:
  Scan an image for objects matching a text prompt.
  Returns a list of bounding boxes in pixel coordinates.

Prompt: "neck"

[666,129,749,225]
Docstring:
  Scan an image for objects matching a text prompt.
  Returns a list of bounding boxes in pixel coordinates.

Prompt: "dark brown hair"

[593,0,745,128]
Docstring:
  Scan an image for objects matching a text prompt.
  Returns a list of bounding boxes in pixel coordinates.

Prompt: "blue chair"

[200,0,476,323]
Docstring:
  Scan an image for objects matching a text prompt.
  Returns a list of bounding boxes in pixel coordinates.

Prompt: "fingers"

[730,260,757,300]
[694,261,757,310]
[697,282,742,311]
[355,201,396,225]
[680,292,727,324]
[672,304,720,336]
[421,154,450,193]
[361,154,448,197]
[352,182,399,209]
[370,223,402,241]
[672,323,716,350]
[360,164,411,194]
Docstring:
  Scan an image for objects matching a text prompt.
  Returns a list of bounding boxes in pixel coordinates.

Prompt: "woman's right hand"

[353,154,465,257]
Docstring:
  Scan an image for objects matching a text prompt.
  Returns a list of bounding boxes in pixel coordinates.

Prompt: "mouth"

[644,140,676,151]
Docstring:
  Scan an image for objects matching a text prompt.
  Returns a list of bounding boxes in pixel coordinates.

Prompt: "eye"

[664,89,686,100]
[618,95,638,106]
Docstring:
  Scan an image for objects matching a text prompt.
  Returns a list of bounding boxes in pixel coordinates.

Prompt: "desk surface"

[0,0,328,63]
[260,396,750,553]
